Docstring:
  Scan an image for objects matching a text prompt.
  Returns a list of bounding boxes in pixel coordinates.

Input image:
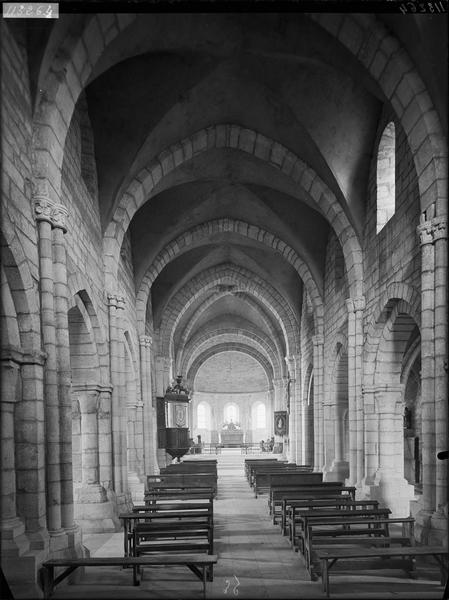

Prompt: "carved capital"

[116,296,126,310]
[51,204,68,232]
[346,296,365,314]
[417,220,434,246]
[432,216,448,242]
[107,293,118,308]
[33,194,54,224]
[139,335,153,348]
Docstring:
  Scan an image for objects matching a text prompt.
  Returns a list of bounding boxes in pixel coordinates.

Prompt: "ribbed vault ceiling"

[46,11,445,385]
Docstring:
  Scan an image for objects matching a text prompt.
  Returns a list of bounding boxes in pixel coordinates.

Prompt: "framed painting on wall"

[274,411,288,436]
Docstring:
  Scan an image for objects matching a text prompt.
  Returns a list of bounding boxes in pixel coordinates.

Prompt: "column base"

[368,472,415,517]
[325,460,349,482]
[429,505,448,546]
[0,517,30,557]
[2,527,84,599]
[74,484,120,533]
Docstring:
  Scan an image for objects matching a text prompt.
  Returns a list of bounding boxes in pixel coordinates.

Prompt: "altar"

[219,421,244,447]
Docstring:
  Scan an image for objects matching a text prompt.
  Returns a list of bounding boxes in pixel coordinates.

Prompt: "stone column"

[421,215,448,544]
[2,348,49,592]
[140,336,158,477]
[52,204,75,532]
[360,386,379,489]
[346,297,365,486]
[97,386,113,491]
[312,335,324,471]
[293,354,303,465]
[285,355,300,463]
[34,194,63,535]
[73,385,117,532]
[369,386,414,517]
[417,219,436,527]
[134,401,144,477]
[115,297,129,502]
[431,216,448,544]
[107,294,123,494]
[0,354,29,557]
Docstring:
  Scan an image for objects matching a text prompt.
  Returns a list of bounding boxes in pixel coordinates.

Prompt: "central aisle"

[209,451,317,599]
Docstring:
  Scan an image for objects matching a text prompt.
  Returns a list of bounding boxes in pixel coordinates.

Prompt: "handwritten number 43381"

[224,575,240,595]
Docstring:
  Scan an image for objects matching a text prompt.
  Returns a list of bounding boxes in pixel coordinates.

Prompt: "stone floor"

[51,451,445,599]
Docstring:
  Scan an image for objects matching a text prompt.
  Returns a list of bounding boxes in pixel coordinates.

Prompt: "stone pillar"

[97,387,113,491]
[369,385,414,517]
[115,297,130,504]
[328,403,349,482]
[107,294,123,494]
[312,335,324,471]
[416,219,436,535]
[73,385,117,533]
[140,336,158,477]
[418,214,448,544]
[360,386,378,488]
[52,205,75,532]
[285,356,296,462]
[346,297,365,486]
[1,348,49,594]
[134,401,144,477]
[431,216,448,544]
[293,354,303,465]
[34,194,63,535]
[0,355,29,557]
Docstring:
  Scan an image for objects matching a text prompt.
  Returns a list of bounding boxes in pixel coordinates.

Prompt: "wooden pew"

[133,516,214,581]
[147,473,217,497]
[291,507,392,557]
[144,487,215,504]
[40,554,218,600]
[250,465,313,489]
[244,458,283,480]
[269,481,352,520]
[254,471,323,498]
[316,545,448,597]
[306,516,415,575]
[279,495,372,533]
[121,499,214,557]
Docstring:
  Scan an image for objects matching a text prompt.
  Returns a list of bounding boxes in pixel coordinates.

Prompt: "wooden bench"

[250,465,314,489]
[279,486,356,534]
[268,482,352,522]
[145,485,216,504]
[147,474,218,497]
[244,458,282,480]
[304,516,413,575]
[121,500,214,557]
[316,546,448,597]
[133,520,214,581]
[255,471,323,498]
[291,507,391,555]
[282,496,375,535]
[269,481,347,512]
[40,554,218,599]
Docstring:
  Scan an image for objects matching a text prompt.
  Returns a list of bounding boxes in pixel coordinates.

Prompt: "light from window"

[253,403,266,429]
[224,403,239,424]
[376,121,396,233]
[197,402,210,429]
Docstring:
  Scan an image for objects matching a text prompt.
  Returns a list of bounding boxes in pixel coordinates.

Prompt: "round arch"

[181,329,280,380]
[136,217,323,335]
[175,292,286,374]
[156,263,299,357]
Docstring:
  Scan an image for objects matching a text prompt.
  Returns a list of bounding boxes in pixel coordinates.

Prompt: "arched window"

[224,403,239,424]
[376,121,396,233]
[197,402,210,429]
[252,402,266,428]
